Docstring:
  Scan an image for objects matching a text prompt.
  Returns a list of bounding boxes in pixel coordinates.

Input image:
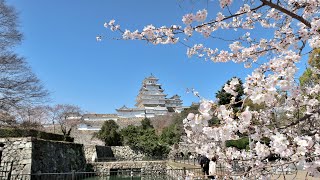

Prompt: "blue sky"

[7,0,308,113]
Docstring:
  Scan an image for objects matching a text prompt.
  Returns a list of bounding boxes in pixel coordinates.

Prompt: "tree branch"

[260,0,311,28]
[197,4,265,28]
[280,108,320,129]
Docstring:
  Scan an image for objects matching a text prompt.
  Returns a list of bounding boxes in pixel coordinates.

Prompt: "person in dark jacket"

[199,155,210,176]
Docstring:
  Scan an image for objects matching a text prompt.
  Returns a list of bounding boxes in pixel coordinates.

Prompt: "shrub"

[225,137,249,150]
[160,124,181,145]
[120,125,169,158]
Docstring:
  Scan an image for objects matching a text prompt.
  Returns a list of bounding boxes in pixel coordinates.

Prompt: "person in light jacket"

[209,156,217,179]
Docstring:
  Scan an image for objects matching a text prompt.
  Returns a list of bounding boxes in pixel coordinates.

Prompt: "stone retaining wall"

[0,137,194,179]
[84,145,146,162]
[0,137,87,179]
[111,146,145,161]
[31,139,87,173]
[116,118,143,129]
[84,145,97,162]
[0,137,32,177]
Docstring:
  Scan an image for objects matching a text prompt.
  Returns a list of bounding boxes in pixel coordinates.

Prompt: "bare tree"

[48,104,83,137]
[0,0,48,125]
[16,105,51,129]
[0,111,15,126]
[0,54,49,117]
[0,0,22,52]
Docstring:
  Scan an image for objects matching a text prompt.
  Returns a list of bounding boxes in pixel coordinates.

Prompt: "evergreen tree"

[96,120,122,146]
[141,118,153,129]
[120,125,169,158]
[160,124,181,145]
[216,77,244,108]
[299,49,320,88]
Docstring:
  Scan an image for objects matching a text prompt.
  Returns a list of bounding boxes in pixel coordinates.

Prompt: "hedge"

[225,137,249,150]
[0,128,74,142]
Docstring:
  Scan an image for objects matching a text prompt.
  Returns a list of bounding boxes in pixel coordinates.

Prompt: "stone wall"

[0,137,32,178]
[96,146,115,161]
[116,118,143,129]
[84,145,114,163]
[167,135,198,159]
[31,139,87,173]
[0,137,87,179]
[111,146,145,161]
[84,145,146,162]
[84,145,97,163]
[71,129,104,146]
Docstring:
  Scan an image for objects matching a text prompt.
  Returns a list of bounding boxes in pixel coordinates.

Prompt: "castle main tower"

[116,74,185,118]
[135,74,167,108]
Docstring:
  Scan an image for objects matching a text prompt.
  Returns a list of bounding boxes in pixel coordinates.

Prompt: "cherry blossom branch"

[280,108,320,129]
[196,4,265,28]
[260,0,311,28]
[233,155,320,177]
[102,2,320,178]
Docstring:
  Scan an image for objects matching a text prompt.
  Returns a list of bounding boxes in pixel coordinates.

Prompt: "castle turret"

[135,74,167,108]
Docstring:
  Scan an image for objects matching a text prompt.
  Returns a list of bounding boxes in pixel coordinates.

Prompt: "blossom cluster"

[182,9,208,25]
[223,78,239,97]
[102,0,320,178]
[102,19,180,45]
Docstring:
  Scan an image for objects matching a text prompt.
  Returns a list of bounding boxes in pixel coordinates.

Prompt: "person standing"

[209,156,217,179]
[199,155,210,176]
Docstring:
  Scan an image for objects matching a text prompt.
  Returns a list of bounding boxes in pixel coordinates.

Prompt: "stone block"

[13,141,21,145]
[24,149,32,156]
[21,159,32,165]
[25,142,32,148]
[22,164,31,175]
[18,144,25,149]
[2,156,8,162]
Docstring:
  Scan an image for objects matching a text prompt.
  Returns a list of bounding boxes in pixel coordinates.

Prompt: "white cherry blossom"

[102,0,320,177]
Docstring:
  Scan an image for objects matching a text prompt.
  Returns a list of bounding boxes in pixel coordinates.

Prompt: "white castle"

[76,74,186,131]
[116,74,184,118]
